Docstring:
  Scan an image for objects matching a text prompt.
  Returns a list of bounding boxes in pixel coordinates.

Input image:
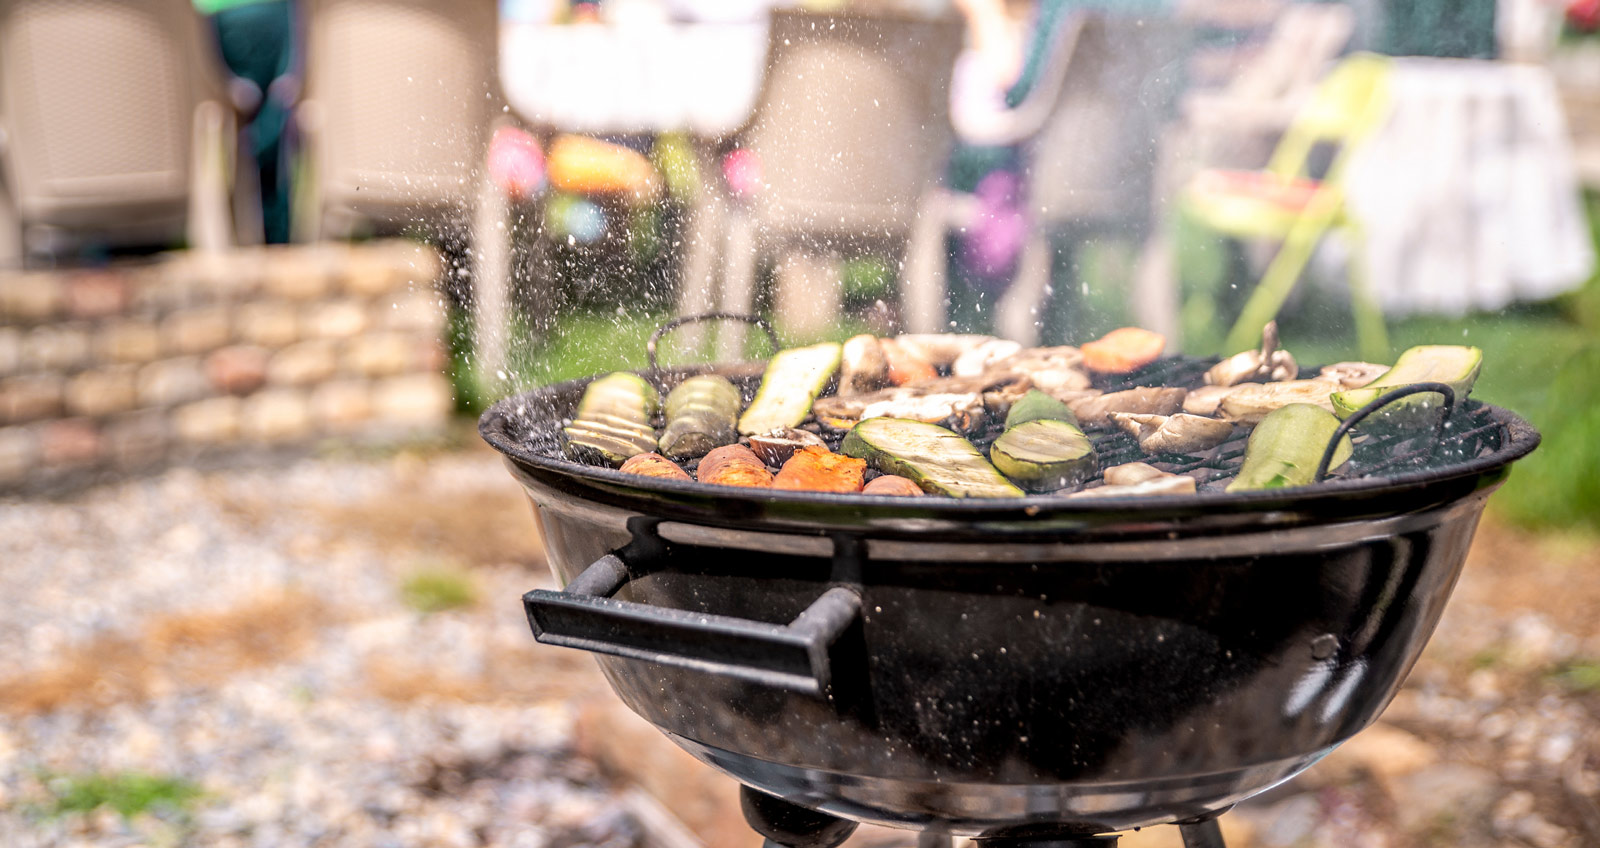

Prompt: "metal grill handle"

[647,313,780,371]
[524,554,860,697]
[1314,382,1458,483]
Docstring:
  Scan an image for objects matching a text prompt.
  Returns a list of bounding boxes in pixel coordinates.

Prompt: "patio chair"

[1179,52,1393,360]
[294,0,501,239]
[0,0,239,263]
[898,13,1190,342]
[701,10,963,359]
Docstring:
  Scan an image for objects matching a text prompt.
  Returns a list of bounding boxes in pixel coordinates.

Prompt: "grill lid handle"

[523,554,861,698]
[647,313,779,371]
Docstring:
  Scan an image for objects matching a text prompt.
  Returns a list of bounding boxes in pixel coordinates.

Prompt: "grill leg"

[742,787,858,848]
[1178,818,1226,848]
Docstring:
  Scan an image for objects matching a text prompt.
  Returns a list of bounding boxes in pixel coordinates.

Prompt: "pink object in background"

[722,148,763,197]
[488,126,546,200]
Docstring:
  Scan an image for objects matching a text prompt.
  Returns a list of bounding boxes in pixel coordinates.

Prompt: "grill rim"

[479,361,1540,523]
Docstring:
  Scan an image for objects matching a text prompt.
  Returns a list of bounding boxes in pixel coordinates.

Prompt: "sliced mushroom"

[1067,475,1198,498]
[1318,361,1389,390]
[952,339,1023,377]
[1068,386,1187,429]
[1110,412,1235,455]
[892,334,997,369]
[1217,379,1341,424]
[859,392,988,433]
[1183,384,1235,417]
[1205,321,1299,387]
[838,335,890,397]
[748,428,828,466]
[985,345,1090,393]
[1102,461,1171,487]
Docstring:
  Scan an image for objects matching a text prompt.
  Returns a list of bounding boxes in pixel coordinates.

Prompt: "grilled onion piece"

[1111,412,1234,455]
[842,418,1023,498]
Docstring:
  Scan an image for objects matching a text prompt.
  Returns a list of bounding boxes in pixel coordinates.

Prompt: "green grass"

[1551,660,1600,693]
[399,566,478,614]
[45,772,202,819]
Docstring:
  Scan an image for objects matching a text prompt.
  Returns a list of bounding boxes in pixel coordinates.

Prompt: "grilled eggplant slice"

[564,372,659,466]
[658,375,740,459]
[990,418,1098,492]
[841,418,1023,498]
[737,342,842,435]
[1330,345,1482,426]
[1227,403,1353,492]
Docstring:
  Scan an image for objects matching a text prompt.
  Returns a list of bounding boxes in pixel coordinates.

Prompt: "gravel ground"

[0,449,634,848]
[2,447,1598,848]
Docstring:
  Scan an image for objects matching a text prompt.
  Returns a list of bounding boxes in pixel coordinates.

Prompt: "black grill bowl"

[479,364,1539,838]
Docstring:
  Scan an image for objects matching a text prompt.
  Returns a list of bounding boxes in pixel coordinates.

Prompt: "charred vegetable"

[748,428,828,466]
[658,375,740,459]
[841,418,1023,498]
[1226,403,1353,492]
[1330,345,1482,426]
[564,372,659,466]
[737,342,842,435]
[619,452,692,481]
[1217,379,1340,424]
[1081,327,1165,374]
[839,335,890,396]
[698,444,775,488]
[773,446,867,493]
[861,474,924,496]
[990,418,1098,492]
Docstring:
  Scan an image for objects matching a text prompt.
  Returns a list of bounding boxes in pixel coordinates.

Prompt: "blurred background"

[3,0,1600,845]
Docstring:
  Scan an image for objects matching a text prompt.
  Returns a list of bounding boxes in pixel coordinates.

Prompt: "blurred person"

[194,0,297,243]
[944,0,1168,335]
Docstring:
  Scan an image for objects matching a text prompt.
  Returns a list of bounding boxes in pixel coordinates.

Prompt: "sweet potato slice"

[862,474,925,496]
[619,453,692,481]
[1081,327,1166,374]
[697,444,774,488]
[773,446,866,493]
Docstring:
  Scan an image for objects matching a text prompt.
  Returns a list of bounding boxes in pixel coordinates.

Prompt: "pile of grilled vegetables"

[559,325,1482,498]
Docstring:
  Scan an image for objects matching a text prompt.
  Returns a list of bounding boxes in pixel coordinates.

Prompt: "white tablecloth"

[499,21,769,136]
[1346,58,1594,317]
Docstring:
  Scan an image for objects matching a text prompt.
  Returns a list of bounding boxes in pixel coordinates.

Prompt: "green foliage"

[400,566,478,614]
[1494,342,1600,531]
[46,772,202,819]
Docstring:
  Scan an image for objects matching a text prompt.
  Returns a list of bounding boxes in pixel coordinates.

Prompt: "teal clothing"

[193,0,279,14]
[204,0,295,242]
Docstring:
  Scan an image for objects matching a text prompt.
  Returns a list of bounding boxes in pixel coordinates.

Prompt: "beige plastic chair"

[294,0,501,239]
[702,10,963,359]
[0,0,238,263]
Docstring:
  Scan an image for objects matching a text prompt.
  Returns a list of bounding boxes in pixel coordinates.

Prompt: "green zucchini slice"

[990,418,1098,492]
[1226,403,1353,492]
[564,372,659,467]
[841,418,1023,498]
[1330,345,1482,427]
[659,375,741,459]
[737,342,842,435]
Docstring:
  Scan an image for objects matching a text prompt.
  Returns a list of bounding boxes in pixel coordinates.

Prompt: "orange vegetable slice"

[1081,328,1165,374]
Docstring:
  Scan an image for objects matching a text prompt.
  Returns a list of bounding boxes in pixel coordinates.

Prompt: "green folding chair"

[1180,52,1393,359]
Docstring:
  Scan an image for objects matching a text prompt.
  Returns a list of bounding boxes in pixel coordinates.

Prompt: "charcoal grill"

[479,320,1539,848]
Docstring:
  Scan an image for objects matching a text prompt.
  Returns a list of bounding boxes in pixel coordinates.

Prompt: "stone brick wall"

[0,241,453,491]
